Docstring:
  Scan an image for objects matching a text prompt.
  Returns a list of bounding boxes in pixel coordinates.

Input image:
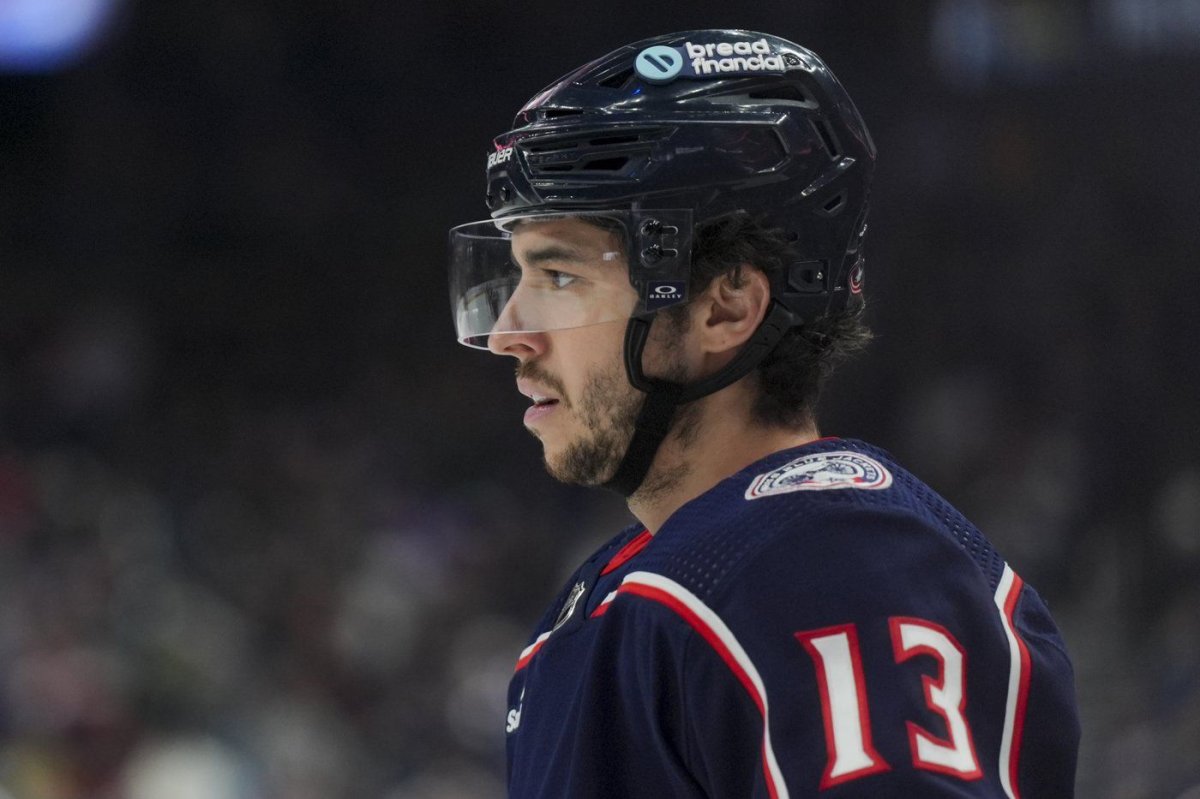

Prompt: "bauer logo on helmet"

[487,146,514,171]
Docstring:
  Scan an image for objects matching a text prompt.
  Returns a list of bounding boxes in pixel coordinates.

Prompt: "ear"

[694,266,772,357]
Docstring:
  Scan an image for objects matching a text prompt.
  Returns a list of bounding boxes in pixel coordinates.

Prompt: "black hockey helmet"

[450,30,876,495]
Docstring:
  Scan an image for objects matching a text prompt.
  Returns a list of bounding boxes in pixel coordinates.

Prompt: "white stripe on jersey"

[619,571,790,799]
[993,563,1031,799]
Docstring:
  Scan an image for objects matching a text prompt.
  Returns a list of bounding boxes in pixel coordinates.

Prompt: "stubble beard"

[520,358,695,493]
[541,361,642,486]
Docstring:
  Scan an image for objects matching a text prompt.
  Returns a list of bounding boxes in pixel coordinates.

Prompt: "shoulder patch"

[745,450,893,499]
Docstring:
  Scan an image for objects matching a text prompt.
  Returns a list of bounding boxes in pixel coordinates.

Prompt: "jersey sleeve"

[603,507,1079,798]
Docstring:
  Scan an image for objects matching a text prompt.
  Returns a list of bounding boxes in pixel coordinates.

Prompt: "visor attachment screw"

[641,245,663,265]
[640,219,661,236]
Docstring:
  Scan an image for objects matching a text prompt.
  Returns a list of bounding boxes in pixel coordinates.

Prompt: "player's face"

[487,218,654,485]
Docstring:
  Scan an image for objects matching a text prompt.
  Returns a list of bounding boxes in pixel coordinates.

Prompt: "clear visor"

[449,209,693,348]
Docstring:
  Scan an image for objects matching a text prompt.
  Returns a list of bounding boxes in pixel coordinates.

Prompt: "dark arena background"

[1,1,1198,797]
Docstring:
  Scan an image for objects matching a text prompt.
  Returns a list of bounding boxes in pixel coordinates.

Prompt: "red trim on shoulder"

[601,529,653,576]
[620,581,764,715]
[514,632,551,673]
[1001,571,1033,798]
[616,573,790,798]
[590,591,617,618]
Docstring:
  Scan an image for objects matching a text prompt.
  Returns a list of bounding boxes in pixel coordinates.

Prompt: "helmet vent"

[583,156,630,171]
[597,67,635,89]
[523,139,579,154]
[518,127,669,177]
[812,119,841,160]
[522,128,670,151]
[747,85,811,104]
[541,107,585,120]
[589,133,640,146]
[820,191,847,216]
[532,156,632,174]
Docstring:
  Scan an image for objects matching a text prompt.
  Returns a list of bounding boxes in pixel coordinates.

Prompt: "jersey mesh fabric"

[648,438,1007,601]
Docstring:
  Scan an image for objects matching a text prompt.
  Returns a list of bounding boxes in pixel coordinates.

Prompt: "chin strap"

[601,301,797,497]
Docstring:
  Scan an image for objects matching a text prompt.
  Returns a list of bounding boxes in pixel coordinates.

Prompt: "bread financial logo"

[745,450,893,499]
[635,45,684,83]
[635,38,787,85]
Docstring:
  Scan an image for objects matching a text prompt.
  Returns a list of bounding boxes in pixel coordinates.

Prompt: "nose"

[486,294,547,360]
[487,328,546,360]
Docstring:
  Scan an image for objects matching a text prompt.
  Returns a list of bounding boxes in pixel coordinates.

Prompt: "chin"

[543,447,620,488]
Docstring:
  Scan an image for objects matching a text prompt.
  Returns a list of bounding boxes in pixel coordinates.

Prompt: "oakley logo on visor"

[635,46,683,83]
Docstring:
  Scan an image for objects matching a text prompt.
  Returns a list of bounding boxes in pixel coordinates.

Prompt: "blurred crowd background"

[1,0,1198,796]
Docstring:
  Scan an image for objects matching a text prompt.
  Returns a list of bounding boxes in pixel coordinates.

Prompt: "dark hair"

[670,212,872,428]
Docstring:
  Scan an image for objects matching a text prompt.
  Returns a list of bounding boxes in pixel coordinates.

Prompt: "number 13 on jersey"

[796,618,983,790]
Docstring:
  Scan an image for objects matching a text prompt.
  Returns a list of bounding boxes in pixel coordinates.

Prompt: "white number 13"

[795,618,982,789]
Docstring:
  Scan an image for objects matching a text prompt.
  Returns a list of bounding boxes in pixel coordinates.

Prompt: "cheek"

[555,325,628,389]
[640,321,695,383]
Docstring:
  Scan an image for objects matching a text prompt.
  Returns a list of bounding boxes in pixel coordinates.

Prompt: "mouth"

[524,395,560,425]
[517,377,563,426]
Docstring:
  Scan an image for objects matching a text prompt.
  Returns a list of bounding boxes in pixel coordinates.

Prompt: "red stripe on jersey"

[617,572,790,799]
[591,591,617,618]
[601,529,653,575]
[994,566,1033,799]
[514,632,551,673]
[620,582,765,716]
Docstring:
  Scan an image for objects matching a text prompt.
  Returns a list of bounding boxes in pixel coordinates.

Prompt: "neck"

[626,379,819,533]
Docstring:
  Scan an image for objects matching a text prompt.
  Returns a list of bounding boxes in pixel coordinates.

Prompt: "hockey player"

[449,30,1080,798]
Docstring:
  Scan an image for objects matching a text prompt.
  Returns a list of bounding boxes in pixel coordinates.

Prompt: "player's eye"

[543,269,579,289]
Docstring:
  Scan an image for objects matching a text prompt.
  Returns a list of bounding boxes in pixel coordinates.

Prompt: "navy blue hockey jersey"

[506,439,1079,797]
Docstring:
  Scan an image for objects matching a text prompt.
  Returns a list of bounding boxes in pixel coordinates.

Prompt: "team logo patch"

[849,263,865,295]
[745,450,893,499]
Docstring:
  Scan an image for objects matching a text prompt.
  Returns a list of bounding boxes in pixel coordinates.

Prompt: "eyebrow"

[516,244,591,267]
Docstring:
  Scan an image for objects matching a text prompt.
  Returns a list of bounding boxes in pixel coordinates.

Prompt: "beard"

[518,359,642,486]
[517,352,695,493]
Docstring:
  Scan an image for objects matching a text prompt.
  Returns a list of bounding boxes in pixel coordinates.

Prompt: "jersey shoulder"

[595,440,1079,797]
[638,438,1008,608]
[524,521,646,640]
